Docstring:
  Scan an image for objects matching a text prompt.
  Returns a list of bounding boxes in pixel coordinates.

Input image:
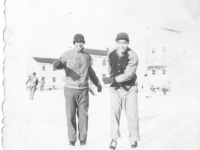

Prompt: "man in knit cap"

[103,32,140,149]
[53,34,102,146]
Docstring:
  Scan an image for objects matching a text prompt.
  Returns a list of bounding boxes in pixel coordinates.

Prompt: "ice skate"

[131,142,138,148]
[109,139,117,150]
[80,141,86,146]
[69,141,75,146]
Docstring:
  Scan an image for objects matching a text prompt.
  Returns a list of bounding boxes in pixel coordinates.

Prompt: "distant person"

[26,76,31,90]
[150,84,156,92]
[162,81,171,95]
[162,84,167,95]
[40,77,45,92]
[103,32,139,149]
[142,74,151,98]
[53,34,102,146]
[25,72,38,99]
[167,81,171,91]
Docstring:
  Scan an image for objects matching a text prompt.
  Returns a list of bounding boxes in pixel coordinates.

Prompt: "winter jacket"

[107,47,138,90]
[26,76,38,87]
[53,48,100,89]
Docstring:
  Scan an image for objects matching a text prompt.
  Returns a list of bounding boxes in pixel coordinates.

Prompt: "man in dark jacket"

[103,32,140,149]
[53,34,102,146]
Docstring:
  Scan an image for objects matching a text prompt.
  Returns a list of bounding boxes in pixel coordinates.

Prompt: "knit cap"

[115,32,129,43]
[73,34,85,44]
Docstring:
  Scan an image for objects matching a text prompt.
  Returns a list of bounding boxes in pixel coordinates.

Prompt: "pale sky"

[2,1,200,149]
[4,0,200,66]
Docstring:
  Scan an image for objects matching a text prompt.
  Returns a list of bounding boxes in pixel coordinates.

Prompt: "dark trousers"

[30,86,36,99]
[64,87,89,142]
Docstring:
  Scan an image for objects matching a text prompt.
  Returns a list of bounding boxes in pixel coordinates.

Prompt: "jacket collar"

[74,47,84,53]
[116,47,130,57]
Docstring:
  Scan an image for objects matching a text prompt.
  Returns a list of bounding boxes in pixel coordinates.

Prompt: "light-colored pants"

[110,86,140,144]
[30,86,36,99]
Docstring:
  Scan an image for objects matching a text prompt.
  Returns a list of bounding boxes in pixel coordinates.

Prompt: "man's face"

[75,41,84,51]
[116,40,129,54]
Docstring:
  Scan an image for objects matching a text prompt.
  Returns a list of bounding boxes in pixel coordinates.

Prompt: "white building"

[27,48,109,89]
[144,38,170,87]
[27,57,64,89]
[85,49,109,82]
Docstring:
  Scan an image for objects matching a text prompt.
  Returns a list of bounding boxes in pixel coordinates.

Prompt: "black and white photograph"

[1,0,200,150]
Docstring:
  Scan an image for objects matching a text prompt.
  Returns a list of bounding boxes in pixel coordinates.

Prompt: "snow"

[2,1,200,149]
[2,87,200,150]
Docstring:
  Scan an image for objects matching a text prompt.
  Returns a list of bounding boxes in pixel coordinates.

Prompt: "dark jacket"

[107,47,138,90]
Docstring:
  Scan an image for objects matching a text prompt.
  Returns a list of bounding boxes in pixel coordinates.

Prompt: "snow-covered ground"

[3,87,199,150]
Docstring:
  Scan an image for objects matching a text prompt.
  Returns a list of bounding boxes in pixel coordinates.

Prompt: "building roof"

[85,48,108,56]
[33,49,108,64]
[33,57,59,64]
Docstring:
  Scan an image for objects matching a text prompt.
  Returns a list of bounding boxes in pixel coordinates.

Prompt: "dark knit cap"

[73,34,85,44]
[115,32,129,42]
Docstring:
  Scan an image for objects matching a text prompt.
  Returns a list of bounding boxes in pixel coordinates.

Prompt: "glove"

[97,84,102,92]
[113,83,121,90]
[102,77,116,84]
[53,61,61,69]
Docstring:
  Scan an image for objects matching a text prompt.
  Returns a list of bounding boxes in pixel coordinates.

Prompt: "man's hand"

[53,61,61,69]
[97,84,102,92]
[102,77,115,84]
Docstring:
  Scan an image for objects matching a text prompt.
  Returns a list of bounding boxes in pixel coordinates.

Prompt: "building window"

[152,70,155,75]
[53,77,56,82]
[102,59,106,66]
[42,66,45,71]
[91,58,93,65]
[163,47,166,52]
[102,74,106,78]
[163,69,166,74]
[152,48,155,53]
[53,66,56,71]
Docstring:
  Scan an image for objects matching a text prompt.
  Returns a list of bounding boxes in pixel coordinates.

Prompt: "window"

[102,74,106,78]
[163,69,166,74]
[42,66,45,71]
[152,70,155,75]
[152,48,155,53]
[102,59,106,66]
[53,66,56,71]
[53,77,56,82]
[91,58,93,65]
